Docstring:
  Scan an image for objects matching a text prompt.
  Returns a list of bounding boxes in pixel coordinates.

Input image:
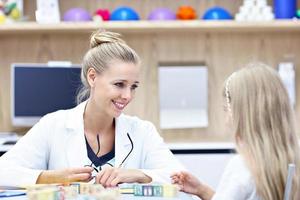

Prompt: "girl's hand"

[171,171,202,195]
[171,171,215,200]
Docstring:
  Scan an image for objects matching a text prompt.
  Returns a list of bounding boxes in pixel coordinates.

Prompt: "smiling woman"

[0,30,184,187]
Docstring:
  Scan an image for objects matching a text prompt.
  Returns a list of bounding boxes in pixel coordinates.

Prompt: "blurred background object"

[274,0,297,19]
[0,0,22,24]
[148,8,176,21]
[35,0,60,24]
[63,7,91,22]
[176,6,197,20]
[235,0,274,21]
[202,6,233,20]
[110,6,140,21]
[94,8,110,21]
[297,9,300,19]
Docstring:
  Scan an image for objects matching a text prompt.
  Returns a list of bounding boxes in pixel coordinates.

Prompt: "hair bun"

[90,30,126,48]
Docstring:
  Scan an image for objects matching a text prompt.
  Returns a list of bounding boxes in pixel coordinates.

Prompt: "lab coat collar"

[115,114,134,167]
[65,101,89,167]
[65,101,134,168]
[65,101,87,131]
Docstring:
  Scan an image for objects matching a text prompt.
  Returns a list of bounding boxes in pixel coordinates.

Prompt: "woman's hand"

[36,167,94,184]
[95,167,152,187]
[171,171,214,200]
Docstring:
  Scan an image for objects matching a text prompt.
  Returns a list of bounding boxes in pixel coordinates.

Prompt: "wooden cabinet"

[0,0,299,142]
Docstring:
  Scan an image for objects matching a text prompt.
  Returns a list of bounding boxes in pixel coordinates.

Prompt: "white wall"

[169,143,235,189]
[175,154,234,189]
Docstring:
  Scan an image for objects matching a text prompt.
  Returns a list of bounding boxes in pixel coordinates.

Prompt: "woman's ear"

[87,68,97,88]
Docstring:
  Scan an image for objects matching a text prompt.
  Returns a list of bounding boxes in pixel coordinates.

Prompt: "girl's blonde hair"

[224,62,300,199]
[77,30,140,104]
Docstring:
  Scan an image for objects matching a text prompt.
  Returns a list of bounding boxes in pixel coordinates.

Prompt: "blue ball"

[202,7,232,20]
[111,6,140,21]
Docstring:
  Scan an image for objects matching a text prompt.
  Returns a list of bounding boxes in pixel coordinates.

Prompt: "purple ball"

[148,8,176,20]
[63,8,92,22]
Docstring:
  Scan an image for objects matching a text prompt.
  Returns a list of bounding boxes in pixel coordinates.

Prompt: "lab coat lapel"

[65,101,90,167]
[115,115,133,168]
[66,130,89,167]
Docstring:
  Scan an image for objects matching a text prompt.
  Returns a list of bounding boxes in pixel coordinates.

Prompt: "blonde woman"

[0,30,184,187]
[171,63,300,200]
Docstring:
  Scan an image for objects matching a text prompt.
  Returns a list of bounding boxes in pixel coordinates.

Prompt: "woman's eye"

[131,84,138,90]
[114,82,124,88]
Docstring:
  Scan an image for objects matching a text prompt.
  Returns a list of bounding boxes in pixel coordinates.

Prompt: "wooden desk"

[0,192,194,200]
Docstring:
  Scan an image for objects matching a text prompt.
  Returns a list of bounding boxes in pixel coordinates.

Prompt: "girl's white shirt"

[212,155,260,200]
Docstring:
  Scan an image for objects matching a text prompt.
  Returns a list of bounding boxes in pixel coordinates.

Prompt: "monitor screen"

[11,63,82,127]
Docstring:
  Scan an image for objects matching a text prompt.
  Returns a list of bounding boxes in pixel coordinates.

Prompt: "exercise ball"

[148,8,176,20]
[63,8,92,21]
[94,9,110,21]
[202,7,232,20]
[176,6,197,20]
[111,6,140,21]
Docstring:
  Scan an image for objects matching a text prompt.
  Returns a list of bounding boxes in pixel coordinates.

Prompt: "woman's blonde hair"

[76,30,140,104]
[224,62,300,199]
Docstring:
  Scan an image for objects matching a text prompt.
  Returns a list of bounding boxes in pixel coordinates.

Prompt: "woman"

[0,30,183,187]
[171,63,300,200]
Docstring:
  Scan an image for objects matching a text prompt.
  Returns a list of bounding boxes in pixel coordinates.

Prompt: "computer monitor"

[11,63,82,127]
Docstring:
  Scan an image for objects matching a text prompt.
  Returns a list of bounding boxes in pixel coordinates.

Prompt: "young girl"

[171,63,300,200]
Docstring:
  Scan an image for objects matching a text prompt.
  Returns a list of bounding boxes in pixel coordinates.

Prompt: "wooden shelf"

[0,20,300,34]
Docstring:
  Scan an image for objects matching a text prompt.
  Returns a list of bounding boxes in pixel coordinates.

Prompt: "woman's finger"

[71,167,94,174]
[110,176,121,187]
[69,172,92,182]
[95,170,105,184]
[105,170,118,187]
[99,169,114,186]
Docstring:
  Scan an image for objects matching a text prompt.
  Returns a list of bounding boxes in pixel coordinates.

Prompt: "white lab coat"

[0,101,184,186]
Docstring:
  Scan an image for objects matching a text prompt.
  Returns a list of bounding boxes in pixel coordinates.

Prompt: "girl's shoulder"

[224,155,252,179]
[213,155,259,200]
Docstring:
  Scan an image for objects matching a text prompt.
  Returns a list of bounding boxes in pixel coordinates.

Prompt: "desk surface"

[0,193,194,200]
[121,193,194,199]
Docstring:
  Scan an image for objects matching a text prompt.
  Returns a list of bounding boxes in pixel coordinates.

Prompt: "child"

[171,63,300,200]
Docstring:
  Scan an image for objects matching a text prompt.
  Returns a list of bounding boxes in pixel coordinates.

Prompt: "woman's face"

[88,61,140,118]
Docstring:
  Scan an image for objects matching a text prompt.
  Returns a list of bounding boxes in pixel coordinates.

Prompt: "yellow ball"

[10,8,21,20]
